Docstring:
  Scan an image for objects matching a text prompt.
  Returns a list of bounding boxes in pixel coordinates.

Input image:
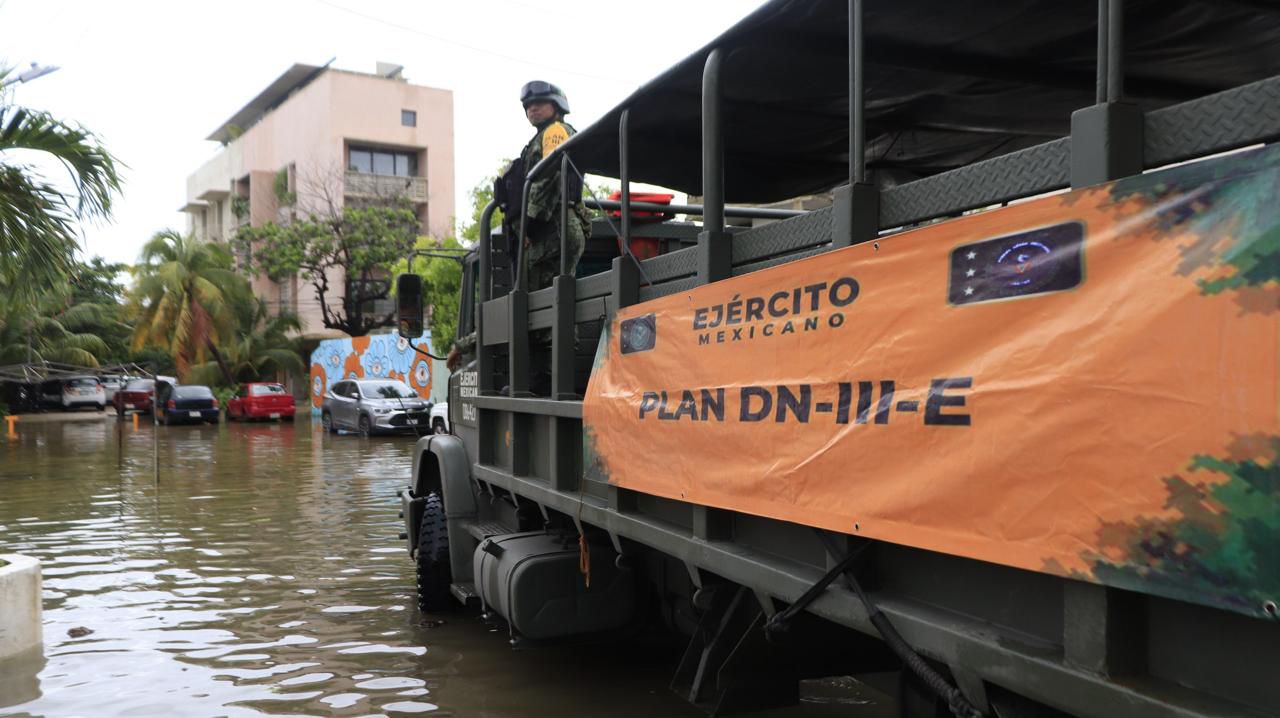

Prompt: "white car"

[429,402,450,434]
[40,376,106,411]
[100,375,126,403]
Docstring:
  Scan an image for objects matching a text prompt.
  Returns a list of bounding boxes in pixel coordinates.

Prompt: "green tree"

[67,256,131,361]
[0,285,110,366]
[460,173,503,245]
[234,202,418,336]
[129,230,249,381]
[188,297,304,387]
[0,67,122,293]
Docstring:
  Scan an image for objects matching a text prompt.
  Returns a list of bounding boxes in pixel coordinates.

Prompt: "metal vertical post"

[697,48,732,283]
[477,201,497,394]
[1107,0,1123,102]
[1070,0,1141,187]
[559,154,570,276]
[693,50,733,537]
[702,49,724,235]
[551,153,576,400]
[620,109,632,248]
[832,0,878,248]
[509,177,531,397]
[1065,0,1145,674]
[851,0,865,185]
[1096,0,1109,105]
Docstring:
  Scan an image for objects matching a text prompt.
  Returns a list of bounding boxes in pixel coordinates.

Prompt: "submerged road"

[0,415,887,717]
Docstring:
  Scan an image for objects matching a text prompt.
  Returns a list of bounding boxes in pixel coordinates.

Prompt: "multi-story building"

[181,61,454,340]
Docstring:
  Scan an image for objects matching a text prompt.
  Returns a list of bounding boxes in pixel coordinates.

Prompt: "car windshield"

[360,381,416,399]
[250,384,287,396]
[125,380,154,391]
[174,386,213,398]
[67,378,99,388]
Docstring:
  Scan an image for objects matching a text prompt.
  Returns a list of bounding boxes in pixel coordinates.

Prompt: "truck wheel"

[415,491,454,613]
[432,418,447,435]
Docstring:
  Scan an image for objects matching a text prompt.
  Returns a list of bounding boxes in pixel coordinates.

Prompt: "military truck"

[395,1,1280,716]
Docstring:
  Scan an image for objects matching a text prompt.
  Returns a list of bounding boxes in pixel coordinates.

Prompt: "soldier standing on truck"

[503,81,591,291]
[447,82,591,374]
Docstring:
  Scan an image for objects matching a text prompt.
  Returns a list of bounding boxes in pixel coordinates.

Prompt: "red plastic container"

[607,191,674,222]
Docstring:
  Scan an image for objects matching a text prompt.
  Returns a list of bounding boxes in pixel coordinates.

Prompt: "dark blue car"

[157,384,220,425]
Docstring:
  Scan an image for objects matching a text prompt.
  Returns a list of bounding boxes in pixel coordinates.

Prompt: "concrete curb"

[0,555,42,660]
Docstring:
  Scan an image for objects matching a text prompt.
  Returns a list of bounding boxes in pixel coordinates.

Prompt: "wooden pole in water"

[5,415,17,438]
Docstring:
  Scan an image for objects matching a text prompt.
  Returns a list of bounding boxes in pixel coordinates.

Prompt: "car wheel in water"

[321,412,335,434]
[357,414,372,437]
[432,418,448,435]
[415,491,454,613]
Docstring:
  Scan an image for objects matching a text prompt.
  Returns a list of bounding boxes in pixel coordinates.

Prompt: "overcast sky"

[1,0,761,266]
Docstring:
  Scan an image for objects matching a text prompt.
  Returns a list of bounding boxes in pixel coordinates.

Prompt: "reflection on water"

[0,418,882,717]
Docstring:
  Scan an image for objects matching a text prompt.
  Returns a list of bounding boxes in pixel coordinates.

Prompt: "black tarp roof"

[564,0,1280,203]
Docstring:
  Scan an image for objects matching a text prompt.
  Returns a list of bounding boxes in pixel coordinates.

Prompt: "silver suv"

[321,378,431,436]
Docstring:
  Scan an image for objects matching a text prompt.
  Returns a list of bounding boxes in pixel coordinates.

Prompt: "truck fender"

[406,435,477,584]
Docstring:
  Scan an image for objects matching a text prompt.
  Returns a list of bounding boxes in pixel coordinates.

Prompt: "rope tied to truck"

[564,155,653,287]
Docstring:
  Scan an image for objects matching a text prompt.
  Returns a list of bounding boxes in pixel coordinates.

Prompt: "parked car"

[321,379,431,436]
[227,382,296,422]
[39,376,105,411]
[113,378,156,416]
[156,383,220,425]
[100,375,126,403]
[429,401,449,434]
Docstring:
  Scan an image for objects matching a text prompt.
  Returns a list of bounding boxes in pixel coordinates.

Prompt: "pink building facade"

[182,62,455,341]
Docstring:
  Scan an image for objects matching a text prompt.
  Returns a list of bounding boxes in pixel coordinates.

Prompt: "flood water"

[0,416,886,717]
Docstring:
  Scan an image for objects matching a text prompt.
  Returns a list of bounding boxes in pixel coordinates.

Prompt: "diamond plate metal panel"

[881,138,1071,229]
[731,207,834,265]
[1145,75,1280,167]
[639,276,699,302]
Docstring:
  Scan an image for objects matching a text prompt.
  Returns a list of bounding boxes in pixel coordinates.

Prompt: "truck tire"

[415,491,454,613]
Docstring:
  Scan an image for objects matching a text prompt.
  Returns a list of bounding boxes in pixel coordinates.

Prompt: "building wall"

[183,68,455,340]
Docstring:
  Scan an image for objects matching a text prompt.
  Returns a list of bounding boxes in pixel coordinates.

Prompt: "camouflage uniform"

[521,119,591,292]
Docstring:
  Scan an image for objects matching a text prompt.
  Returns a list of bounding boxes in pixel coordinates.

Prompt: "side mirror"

[396,273,424,338]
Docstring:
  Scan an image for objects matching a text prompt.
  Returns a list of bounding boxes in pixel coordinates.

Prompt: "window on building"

[348,149,372,174]
[401,110,417,127]
[348,146,418,177]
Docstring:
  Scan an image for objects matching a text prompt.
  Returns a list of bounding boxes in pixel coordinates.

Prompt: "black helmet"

[520,80,570,115]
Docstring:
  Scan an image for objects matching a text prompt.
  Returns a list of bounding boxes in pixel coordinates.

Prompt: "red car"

[227,383,296,422]
[113,378,156,416]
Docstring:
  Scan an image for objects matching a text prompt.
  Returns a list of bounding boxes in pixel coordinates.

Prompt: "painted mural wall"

[309,333,437,412]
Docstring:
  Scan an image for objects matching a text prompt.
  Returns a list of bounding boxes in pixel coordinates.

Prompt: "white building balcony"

[344,171,428,203]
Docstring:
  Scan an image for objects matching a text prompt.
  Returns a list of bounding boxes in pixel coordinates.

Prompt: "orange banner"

[584,145,1280,617]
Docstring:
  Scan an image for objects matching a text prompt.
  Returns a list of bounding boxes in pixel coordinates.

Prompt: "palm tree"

[0,280,111,366]
[0,67,122,292]
[130,230,249,380]
[188,298,305,386]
